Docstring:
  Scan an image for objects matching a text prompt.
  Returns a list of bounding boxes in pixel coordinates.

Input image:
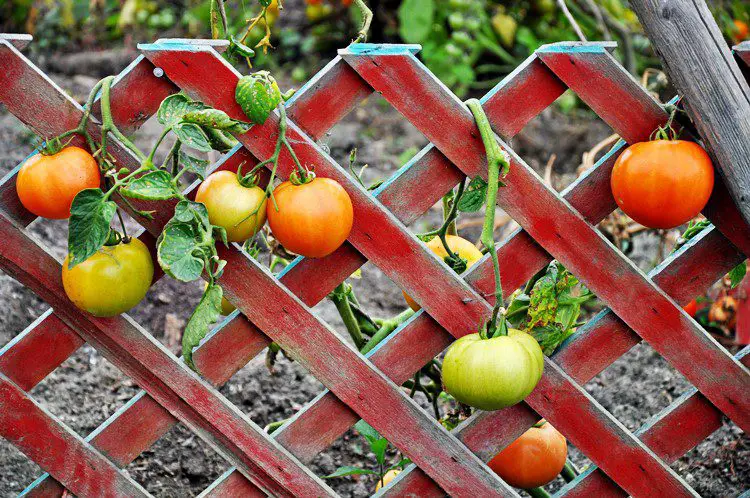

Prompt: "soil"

[0,49,747,498]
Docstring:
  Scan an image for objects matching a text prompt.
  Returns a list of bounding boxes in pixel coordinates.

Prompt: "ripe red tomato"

[610,140,714,229]
[16,146,101,219]
[62,237,154,317]
[195,170,267,243]
[267,177,353,258]
[683,298,698,318]
[488,420,567,489]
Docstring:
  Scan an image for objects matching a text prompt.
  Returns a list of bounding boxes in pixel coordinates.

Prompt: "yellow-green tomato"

[195,170,267,243]
[62,237,154,317]
[442,329,543,410]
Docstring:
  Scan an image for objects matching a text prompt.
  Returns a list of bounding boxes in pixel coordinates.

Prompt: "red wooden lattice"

[0,34,749,497]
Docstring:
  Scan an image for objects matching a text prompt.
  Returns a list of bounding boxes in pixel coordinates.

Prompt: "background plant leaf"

[323,466,379,479]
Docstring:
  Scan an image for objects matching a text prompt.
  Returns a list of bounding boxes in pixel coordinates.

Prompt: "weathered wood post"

[629,0,750,227]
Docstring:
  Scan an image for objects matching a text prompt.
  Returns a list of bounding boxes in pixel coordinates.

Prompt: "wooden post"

[629,0,750,227]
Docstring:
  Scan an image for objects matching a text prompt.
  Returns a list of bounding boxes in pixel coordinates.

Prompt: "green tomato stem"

[561,459,580,482]
[330,283,366,349]
[147,125,173,164]
[360,308,415,355]
[467,98,510,338]
[526,487,552,498]
[352,0,373,43]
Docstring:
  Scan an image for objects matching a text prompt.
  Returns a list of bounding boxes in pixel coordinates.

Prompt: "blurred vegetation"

[1,0,748,95]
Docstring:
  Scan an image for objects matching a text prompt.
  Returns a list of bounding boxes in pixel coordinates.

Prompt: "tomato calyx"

[289,168,316,186]
[650,103,685,142]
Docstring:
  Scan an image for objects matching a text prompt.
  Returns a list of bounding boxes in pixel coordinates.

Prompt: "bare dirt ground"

[0,51,747,497]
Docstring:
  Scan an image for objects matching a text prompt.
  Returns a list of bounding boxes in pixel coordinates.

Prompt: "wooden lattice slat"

[0,34,747,498]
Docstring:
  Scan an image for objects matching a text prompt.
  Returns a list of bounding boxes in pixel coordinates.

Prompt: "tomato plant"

[610,138,714,229]
[267,175,353,258]
[195,170,267,243]
[16,146,100,219]
[62,237,154,317]
[442,328,543,410]
[403,234,483,311]
[488,420,567,489]
[376,469,401,491]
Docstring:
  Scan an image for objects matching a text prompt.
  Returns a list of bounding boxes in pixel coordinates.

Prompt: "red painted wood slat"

[341,49,750,432]
[0,214,336,497]
[0,373,150,497]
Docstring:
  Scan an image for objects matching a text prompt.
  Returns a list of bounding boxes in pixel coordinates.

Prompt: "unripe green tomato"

[445,43,462,57]
[464,17,481,31]
[451,30,473,47]
[442,329,543,410]
[63,238,154,317]
[448,12,466,30]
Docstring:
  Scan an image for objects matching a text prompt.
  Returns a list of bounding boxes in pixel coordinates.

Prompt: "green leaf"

[182,109,251,134]
[526,266,559,329]
[157,94,208,127]
[371,438,388,466]
[228,36,255,58]
[203,127,239,153]
[68,189,117,267]
[457,177,487,212]
[728,261,747,288]
[174,123,212,152]
[179,151,210,179]
[183,283,223,370]
[530,323,569,356]
[354,419,382,445]
[120,171,178,200]
[323,466,379,479]
[157,201,214,281]
[398,0,435,43]
[157,221,207,282]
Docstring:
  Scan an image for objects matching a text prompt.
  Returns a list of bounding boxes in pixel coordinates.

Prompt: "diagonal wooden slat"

[340,46,750,432]
[0,373,151,497]
[0,214,336,497]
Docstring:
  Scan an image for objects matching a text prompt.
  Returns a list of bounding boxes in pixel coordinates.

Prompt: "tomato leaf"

[179,151,210,179]
[183,283,223,370]
[157,201,216,282]
[228,36,255,58]
[371,438,388,466]
[354,419,381,445]
[157,94,208,127]
[203,127,239,153]
[182,109,251,134]
[728,261,746,288]
[323,466,379,479]
[174,123,212,152]
[68,188,117,268]
[526,265,559,329]
[457,177,487,212]
[120,170,178,200]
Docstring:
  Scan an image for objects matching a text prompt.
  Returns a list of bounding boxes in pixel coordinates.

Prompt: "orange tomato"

[267,177,353,258]
[488,421,567,489]
[733,20,749,42]
[683,298,698,318]
[16,146,100,219]
[403,235,483,311]
[610,140,714,229]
